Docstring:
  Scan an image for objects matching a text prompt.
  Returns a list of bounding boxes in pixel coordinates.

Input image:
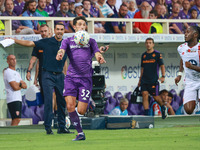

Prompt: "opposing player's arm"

[185,61,200,72]
[13,38,35,47]
[95,52,106,64]
[56,49,65,61]
[158,65,165,83]
[175,59,184,86]
[138,67,144,87]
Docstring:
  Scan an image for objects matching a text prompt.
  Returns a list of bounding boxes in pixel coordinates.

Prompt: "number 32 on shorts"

[81,89,90,100]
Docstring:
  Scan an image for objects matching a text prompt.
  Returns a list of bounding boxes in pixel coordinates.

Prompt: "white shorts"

[183,82,200,105]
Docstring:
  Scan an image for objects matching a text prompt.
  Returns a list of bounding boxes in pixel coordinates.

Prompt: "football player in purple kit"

[56,16,106,141]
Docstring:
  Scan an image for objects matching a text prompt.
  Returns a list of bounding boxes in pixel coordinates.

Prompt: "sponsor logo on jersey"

[188,59,197,66]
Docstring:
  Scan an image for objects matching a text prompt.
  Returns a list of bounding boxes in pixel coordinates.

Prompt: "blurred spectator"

[154,4,168,19]
[148,10,163,34]
[82,0,94,17]
[109,98,129,116]
[74,2,83,16]
[97,0,114,17]
[13,0,25,16]
[150,90,175,116]
[157,0,166,5]
[190,0,200,17]
[107,0,118,16]
[133,1,152,33]
[179,0,191,19]
[168,2,183,34]
[127,0,139,18]
[90,0,105,33]
[53,0,62,11]
[67,0,76,17]
[188,9,199,26]
[0,0,5,15]
[167,0,178,15]
[136,0,157,9]
[44,0,56,16]
[2,0,35,35]
[0,20,5,35]
[36,0,49,25]
[105,4,128,33]
[75,0,82,2]
[55,0,73,33]
[21,0,41,34]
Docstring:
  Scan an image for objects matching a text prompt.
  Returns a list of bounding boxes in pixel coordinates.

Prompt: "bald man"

[3,55,27,126]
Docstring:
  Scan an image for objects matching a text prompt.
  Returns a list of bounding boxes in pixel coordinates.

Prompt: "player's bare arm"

[26,56,37,81]
[158,65,165,83]
[175,59,184,86]
[95,52,106,64]
[56,49,65,61]
[185,61,200,72]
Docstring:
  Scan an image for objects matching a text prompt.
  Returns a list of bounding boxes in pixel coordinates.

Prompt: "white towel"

[0,39,15,47]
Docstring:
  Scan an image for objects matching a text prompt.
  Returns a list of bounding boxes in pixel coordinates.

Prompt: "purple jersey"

[60,37,100,77]
[44,3,56,16]
[13,0,25,16]
[168,14,183,33]
[179,10,190,19]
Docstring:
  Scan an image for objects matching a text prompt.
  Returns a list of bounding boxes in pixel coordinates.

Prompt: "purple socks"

[69,111,83,133]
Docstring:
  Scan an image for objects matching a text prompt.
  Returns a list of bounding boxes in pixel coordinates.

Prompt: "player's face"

[185,27,196,42]
[40,26,49,39]
[145,40,154,50]
[74,19,87,32]
[54,25,64,40]
[120,102,128,111]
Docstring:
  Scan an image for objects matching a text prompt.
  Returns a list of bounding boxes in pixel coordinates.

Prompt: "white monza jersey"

[177,42,200,104]
[177,42,200,83]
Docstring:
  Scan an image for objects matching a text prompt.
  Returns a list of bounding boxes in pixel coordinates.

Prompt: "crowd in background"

[0,0,199,34]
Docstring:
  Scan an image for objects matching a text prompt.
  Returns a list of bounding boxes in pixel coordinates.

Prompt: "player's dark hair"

[40,24,49,28]
[159,89,168,95]
[145,37,154,43]
[191,26,200,41]
[73,16,87,25]
[168,92,173,99]
[54,22,65,28]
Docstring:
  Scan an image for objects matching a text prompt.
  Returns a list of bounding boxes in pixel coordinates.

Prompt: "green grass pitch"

[0,126,199,150]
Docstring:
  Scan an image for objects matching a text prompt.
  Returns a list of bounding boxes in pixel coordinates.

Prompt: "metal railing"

[0,16,199,35]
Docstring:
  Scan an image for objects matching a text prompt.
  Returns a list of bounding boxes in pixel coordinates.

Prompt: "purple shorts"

[63,76,92,103]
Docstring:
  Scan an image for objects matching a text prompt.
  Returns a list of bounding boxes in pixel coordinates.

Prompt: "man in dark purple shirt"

[56,16,106,141]
[2,0,34,35]
[13,0,25,16]
[179,0,191,19]
[54,1,72,33]
[168,2,183,34]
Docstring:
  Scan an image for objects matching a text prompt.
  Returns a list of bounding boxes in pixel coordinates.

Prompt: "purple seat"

[104,91,112,100]
[169,89,177,96]
[125,92,132,101]
[171,100,180,112]
[104,98,117,114]
[127,103,144,115]
[113,92,123,106]
[35,105,44,121]
[179,89,184,106]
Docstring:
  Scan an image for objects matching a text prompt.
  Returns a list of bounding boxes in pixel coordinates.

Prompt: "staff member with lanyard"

[12,23,73,135]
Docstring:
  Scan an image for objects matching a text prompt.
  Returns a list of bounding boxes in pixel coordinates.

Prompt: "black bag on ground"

[131,87,143,104]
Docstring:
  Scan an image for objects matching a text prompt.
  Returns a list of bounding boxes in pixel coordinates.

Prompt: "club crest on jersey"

[188,59,197,66]
[152,53,156,57]
[143,55,146,59]
[182,52,185,55]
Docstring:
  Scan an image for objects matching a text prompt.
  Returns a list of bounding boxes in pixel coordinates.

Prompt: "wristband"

[27,70,31,73]
[177,72,183,76]
[19,82,22,88]
[162,75,165,78]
